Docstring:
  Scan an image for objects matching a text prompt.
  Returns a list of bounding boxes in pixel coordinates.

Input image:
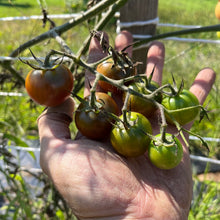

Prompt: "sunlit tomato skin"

[97,58,136,93]
[148,133,183,170]
[75,92,119,140]
[162,89,200,125]
[215,1,220,20]
[110,112,152,157]
[25,64,74,107]
[124,81,162,117]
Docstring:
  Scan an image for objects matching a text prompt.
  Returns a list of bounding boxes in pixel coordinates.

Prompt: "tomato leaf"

[199,106,209,123]
[3,133,36,160]
[148,64,156,83]
[181,127,210,153]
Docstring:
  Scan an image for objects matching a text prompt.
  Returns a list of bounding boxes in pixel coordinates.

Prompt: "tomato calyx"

[110,112,152,157]
[148,133,183,169]
[75,92,119,140]
[20,48,64,71]
[92,30,136,76]
[92,31,138,93]
[75,92,120,122]
[152,132,178,148]
[75,94,108,116]
[163,74,185,97]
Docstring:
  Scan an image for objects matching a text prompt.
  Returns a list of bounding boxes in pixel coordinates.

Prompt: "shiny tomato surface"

[25,64,74,107]
[75,92,119,140]
[110,112,152,157]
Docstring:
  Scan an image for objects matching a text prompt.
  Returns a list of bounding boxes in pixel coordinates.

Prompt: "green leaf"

[3,133,36,160]
[3,133,29,148]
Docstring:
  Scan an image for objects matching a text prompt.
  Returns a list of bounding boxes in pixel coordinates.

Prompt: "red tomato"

[25,64,74,107]
[97,58,136,93]
[75,92,119,140]
[215,1,220,20]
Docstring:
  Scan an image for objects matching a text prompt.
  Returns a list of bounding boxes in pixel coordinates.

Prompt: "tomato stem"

[181,127,209,152]
[122,92,131,129]
[157,104,168,142]
[132,24,220,49]
[73,93,87,104]
[89,74,101,108]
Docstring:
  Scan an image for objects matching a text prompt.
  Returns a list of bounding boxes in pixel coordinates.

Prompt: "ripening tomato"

[97,58,136,93]
[25,64,74,107]
[148,133,183,170]
[162,89,200,125]
[215,1,220,20]
[110,112,152,157]
[75,92,119,140]
[124,81,162,117]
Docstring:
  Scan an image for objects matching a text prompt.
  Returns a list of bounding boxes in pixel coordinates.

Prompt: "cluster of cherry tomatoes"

[25,54,200,170]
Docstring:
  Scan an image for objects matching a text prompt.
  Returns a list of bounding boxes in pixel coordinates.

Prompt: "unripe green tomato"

[162,89,200,125]
[148,133,183,170]
[111,112,152,157]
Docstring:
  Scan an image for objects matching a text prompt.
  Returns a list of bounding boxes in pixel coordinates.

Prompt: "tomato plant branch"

[52,31,74,55]
[77,0,128,58]
[89,73,102,108]
[165,105,201,114]
[10,0,119,58]
[1,61,25,85]
[161,106,189,146]
[132,24,220,49]
[181,127,209,152]
[156,103,168,141]
[121,91,131,128]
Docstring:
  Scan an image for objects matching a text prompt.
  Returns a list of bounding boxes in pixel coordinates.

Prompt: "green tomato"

[110,112,152,157]
[148,133,183,170]
[162,89,200,125]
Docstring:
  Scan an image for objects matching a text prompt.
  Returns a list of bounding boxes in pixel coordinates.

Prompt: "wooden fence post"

[119,0,158,73]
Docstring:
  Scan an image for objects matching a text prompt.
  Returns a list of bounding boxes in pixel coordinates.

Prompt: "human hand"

[38,31,216,219]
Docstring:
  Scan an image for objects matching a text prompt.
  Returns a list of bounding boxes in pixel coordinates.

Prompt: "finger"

[37,97,75,175]
[38,97,75,139]
[145,41,165,86]
[84,32,109,97]
[190,68,216,105]
[115,30,133,57]
[111,31,133,108]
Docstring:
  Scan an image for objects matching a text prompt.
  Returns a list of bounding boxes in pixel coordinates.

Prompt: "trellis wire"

[0,13,81,22]
[0,92,24,97]
[0,56,72,61]
[0,13,219,61]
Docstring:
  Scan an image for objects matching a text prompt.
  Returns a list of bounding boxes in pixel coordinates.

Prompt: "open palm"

[38,31,216,219]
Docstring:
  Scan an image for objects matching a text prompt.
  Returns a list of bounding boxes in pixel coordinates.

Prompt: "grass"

[0,0,66,17]
[0,0,219,219]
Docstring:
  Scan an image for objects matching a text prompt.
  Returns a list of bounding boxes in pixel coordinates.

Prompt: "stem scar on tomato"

[148,133,183,170]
